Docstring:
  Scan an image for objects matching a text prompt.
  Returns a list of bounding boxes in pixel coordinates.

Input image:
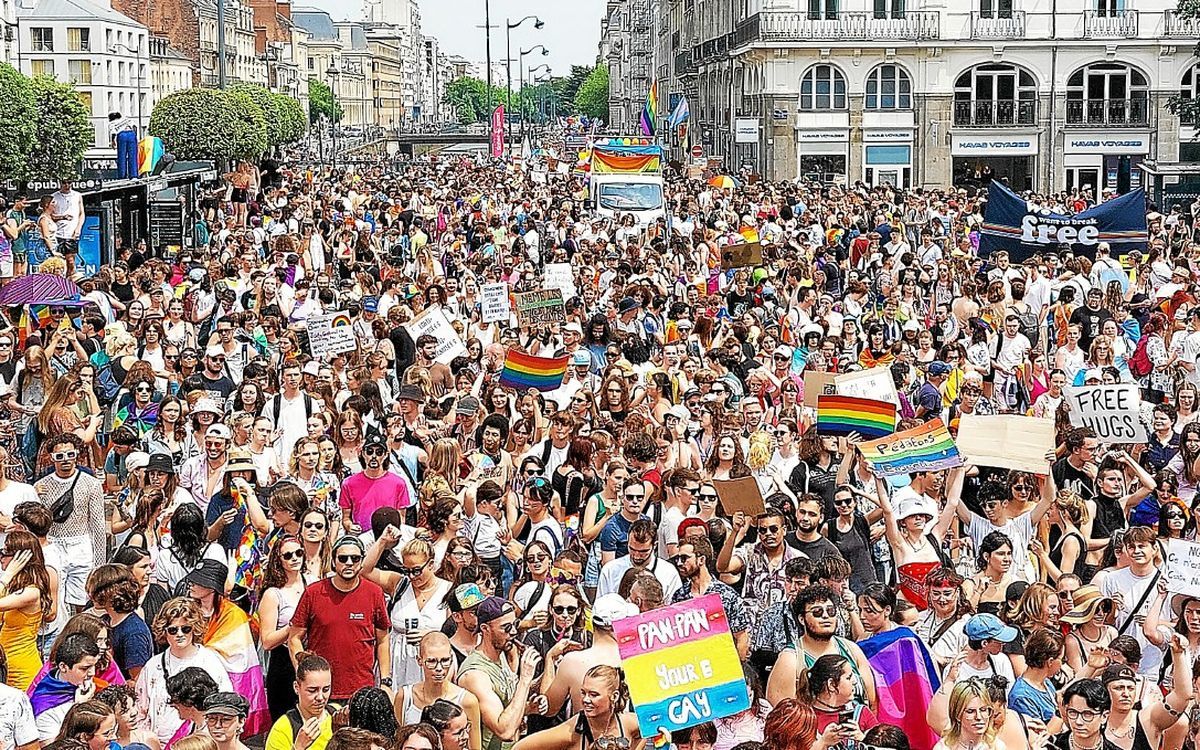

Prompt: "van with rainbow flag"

[588,137,665,227]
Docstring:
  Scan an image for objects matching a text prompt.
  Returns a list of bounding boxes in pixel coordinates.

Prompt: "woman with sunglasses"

[296,508,332,578]
[512,540,555,628]
[361,537,451,687]
[519,584,592,733]
[137,597,232,744]
[257,535,309,720]
[0,531,52,689]
[112,377,160,441]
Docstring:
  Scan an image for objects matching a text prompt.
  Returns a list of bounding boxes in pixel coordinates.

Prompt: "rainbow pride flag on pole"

[816,395,896,439]
[857,418,963,477]
[640,81,658,136]
[498,351,569,392]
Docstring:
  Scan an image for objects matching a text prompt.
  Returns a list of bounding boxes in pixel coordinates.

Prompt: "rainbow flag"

[859,626,941,750]
[112,398,158,438]
[138,136,164,175]
[857,418,963,477]
[816,395,896,439]
[639,81,657,136]
[499,351,569,392]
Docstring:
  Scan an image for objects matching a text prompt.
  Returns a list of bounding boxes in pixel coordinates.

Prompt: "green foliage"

[274,93,307,144]
[444,76,501,123]
[1179,0,1200,17]
[26,75,93,180]
[229,83,287,147]
[308,77,342,124]
[149,87,267,161]
[575,64,609,120]
[0,64,36,180]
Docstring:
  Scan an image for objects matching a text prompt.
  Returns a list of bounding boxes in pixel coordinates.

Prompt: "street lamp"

[109,41,143,137]
[505,16,543,148]
[327,62,340,169]
[518,48,548,147]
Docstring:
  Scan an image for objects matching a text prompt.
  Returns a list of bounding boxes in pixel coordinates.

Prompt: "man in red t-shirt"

[289,536,391,701]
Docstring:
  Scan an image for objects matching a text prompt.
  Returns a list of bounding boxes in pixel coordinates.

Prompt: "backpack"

[1128,335,1153,378]
[88,351,121,405]
[268,392,315,425]
[1010,304,1040,349]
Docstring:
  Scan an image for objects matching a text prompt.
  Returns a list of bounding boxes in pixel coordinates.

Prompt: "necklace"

[903,534,927,553]
[1106,716,1136,740]
[1070,736,1103,750]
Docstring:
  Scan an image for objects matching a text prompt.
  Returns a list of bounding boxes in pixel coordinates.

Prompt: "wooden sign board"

[713,476,766,517]
[956,414,1055,474]
[802,370,838,408]
[720,241,762,270]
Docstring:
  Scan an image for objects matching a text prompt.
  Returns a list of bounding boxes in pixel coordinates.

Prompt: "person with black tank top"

[1100,653,1193,750]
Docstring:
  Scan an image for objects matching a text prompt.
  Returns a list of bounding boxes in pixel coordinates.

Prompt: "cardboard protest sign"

[1165,539,1200,596]
[858,418,963,477]
[720,241,762,270]
[307,311,357,359]
[544,263,577,300]
[404,307,466,364]
[1065,384,1147,443]
[802,370,837,408]
[514,289,566,327]
[956,414,1055,474]
[480,283,511,324]
[712,476,765,517]
[613,594,751,736]
[836,366,900,407]
[816,395,896,439]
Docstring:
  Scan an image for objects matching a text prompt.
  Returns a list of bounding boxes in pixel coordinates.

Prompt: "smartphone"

[837,707,855,725]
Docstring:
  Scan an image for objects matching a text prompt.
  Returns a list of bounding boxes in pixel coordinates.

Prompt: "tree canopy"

[150,87,268,161]
[575,64,609,120]
[0,64,39,180]
[26,75,94,180]
[308,77,343,124]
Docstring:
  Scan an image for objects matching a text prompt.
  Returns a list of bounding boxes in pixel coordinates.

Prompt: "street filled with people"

[0,149,1195,750]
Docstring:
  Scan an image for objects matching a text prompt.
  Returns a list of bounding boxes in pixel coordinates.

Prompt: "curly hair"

[426,496,462,536]
[151,597,206,645]
[86,564,140,614]
[258,534,303,597]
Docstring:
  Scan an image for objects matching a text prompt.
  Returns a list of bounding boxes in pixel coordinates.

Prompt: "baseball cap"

[1084,368,1103,383]
[927,361,952,376]
[592,594,639,628]
[476,596,515,624]
[964,613,1018,643]
[1102,664,1136,685]
[572,350,591,366]
[302,361,321,376]
[445,583,486,613]
[564,322,583,335]
[205,346,225,358]
[204,424,232,441]
[125,452,150,472]
[666,404,690,422]
[456,396,481,416]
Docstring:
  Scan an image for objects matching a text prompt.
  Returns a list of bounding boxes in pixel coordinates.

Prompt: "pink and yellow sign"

[612,594,750,735]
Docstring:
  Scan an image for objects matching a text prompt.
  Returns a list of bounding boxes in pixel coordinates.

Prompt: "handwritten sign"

[403,306,466,364]
[720,241,762,270]
[307,311,357,359]
[481,282,511,324]
[1165,538,1200,596]
[613,594,751,736]
[956,414,1055,474]
[712,477,766,517]
[858,418,963,477]
[1065,384,1147,443]
[836,366,900,407]
[544,263,577,300]
[514,289,566,327]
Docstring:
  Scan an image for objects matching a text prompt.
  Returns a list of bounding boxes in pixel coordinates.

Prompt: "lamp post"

[518,47,548,149]
[108,41,143,136]
[506,16,543,150]
[327,62,340,169]
[529,64,550,135]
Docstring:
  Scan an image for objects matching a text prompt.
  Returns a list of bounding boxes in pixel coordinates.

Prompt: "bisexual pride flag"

[614,594,750,736]
[858,627,942,750]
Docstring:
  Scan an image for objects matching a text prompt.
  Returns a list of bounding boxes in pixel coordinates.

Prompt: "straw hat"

[1060,585,1113,625]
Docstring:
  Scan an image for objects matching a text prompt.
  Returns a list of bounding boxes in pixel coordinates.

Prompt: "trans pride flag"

[858,627,941,750]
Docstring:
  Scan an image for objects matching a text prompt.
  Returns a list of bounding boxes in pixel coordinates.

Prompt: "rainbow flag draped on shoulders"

[499,350,569,392]
[858,627,941,750]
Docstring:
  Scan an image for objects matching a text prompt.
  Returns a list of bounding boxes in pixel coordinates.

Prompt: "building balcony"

[970,10,1025,39]
[732,11,939,46]
[953,99,1037,128]
[1065,98,1149,127]
[1083,9,1137,38]
[1163,9,1200,37]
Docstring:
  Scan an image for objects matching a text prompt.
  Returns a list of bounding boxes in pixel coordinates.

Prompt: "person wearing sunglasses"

[289,536,391,704]
[140,597,233,743]
[517,583,591,733]
[339,435,414,536]
[458,596,544,750]
[33,433,105,613]
[515,476,565,560]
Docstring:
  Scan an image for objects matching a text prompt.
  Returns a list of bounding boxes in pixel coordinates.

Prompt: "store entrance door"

[1067,167,1101,192]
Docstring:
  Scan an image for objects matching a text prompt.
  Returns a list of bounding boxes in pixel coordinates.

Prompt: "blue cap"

[927,361,952,376]
[362,295,378,313]
[964,613,1018,643]
[572,350,591,366]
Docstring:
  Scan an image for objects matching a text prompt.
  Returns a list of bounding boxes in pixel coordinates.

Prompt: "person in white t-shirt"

[1099,527,1171,677]
[954,473,1053,582]
[0,679,37,750]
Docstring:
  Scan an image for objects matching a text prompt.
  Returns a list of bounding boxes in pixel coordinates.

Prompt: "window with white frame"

[865,64,912,109]
[800,64,846,110]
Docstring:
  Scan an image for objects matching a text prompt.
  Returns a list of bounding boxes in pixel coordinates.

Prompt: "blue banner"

[979,181,1147,262]
[78,215,101,277]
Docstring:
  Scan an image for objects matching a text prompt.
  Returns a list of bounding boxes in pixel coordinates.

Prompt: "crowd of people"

[0,149,1192,750]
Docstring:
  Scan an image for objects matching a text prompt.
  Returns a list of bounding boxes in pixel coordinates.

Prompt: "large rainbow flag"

[205,601,269,735]
[639,81,657,136]
[857,417,962,477]
[858,627,941,750]
[498,351,569,392]
[816,395,896,439]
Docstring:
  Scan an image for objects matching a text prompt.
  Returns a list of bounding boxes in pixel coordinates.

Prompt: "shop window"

[866,64,912,110]
[800,64,846,110]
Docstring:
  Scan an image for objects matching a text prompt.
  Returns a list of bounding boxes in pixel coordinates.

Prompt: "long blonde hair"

[944,679,997,747]
[37,373,81,434]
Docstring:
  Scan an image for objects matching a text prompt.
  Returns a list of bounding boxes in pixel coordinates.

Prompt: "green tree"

[273,93,307,144]
[555,65,592,113]
[149,88,267,161]
[308,77,342,124]
[0,64,36,180]
[574,64,609,120]
[230,82,287,147]
[26,75,93,180]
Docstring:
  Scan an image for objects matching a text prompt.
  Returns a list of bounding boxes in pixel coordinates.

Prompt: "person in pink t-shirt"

[339,436,413,533]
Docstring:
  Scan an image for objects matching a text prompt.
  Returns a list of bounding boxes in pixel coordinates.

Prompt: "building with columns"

[657,0,1200,199]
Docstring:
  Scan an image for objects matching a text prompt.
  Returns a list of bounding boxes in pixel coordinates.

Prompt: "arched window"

[1066,62,1148,125]
[865,64,912,109]
[1179,64,1200,125]
[800,64,846,110]
[953,63,1037,126]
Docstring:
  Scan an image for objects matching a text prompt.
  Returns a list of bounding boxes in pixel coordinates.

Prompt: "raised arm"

[1148,634,1194,730]
[934,466,967,539]
[874,475,904,552]
[1028,460,1057,526]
